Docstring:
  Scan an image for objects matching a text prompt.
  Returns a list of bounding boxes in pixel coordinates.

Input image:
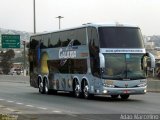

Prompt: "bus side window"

[88,27,100,77]
[75,28,86,45]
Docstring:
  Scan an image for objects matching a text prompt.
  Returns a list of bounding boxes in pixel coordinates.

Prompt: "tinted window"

[48,59,87,74]
[98,27,144,48]
[74,28,86,45]
[49,33,61,48]
[42,34,51,48]
[30,36,41,49]
[88,27,100,77]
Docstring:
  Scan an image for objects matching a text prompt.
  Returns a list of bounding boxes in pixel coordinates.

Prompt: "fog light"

[144,89,147,93]
[137,83,146,87]
[103,90,107,94]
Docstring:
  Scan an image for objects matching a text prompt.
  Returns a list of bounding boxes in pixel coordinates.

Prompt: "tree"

[0,49,15,74]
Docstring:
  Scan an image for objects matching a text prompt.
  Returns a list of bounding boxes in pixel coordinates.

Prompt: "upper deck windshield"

[102,54,146,80]
[98,27,144,48]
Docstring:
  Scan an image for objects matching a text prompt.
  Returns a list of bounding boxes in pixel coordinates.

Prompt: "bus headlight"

[144,89,147,93]
[103,90,108,94]
[104,80,115,87]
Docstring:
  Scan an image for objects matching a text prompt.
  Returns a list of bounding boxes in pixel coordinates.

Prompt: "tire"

[47,89,57,95]
[120,94,130,100]
[111,95,119,99]
[43,78,49,94]
[83,82,93,99]
[38,78,44,94]
[74,80,81,98]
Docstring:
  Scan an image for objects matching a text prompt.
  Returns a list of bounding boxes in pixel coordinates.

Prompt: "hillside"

[0,28,31,43]
[149,35,160,47]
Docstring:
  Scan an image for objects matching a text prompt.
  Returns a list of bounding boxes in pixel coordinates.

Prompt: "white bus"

[29,23,155,99]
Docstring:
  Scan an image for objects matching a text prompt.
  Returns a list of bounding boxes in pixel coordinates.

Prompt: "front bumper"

[101,86,147,95]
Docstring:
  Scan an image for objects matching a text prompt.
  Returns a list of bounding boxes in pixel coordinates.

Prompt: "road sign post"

[1,34,20,48]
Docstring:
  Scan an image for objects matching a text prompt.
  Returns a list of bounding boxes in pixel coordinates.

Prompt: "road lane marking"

[37,107,47,110]
[6,108,15,112]
[26,105,34,107]
[7,100,14,103]
[16,102,23,105]
[52,110,62,113]
[0,98,56,112]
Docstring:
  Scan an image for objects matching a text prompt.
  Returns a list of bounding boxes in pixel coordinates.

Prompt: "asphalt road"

[0,77,160,120]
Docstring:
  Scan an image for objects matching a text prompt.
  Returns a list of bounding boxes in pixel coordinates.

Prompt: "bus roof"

[31,22,139,37]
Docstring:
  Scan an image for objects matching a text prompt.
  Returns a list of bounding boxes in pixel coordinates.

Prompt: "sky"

[0,0,160,35]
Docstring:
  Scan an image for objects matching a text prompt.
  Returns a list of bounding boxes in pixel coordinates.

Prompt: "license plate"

[123,90,130,94]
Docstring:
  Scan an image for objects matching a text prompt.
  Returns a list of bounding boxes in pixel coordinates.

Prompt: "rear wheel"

[74,80,81,98]
[43,78,49,94]
[83,81,93,99]
[120,94,130,100]
[38,78,44,94]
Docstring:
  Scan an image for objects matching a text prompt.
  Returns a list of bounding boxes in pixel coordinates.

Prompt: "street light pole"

[23,41,26,76]
[56,16,64,29]
[33,0,36,34]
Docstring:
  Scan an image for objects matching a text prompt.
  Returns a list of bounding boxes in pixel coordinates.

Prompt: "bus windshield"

[102,54,146,80]
[98,27,144,48]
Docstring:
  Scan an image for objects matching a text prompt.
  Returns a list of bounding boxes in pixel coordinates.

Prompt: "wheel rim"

[75,84,80,97]
[84,85,89,98]
[44,80,48,93]
[39,80,43,93]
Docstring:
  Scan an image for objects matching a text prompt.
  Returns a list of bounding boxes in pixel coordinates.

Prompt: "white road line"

[7,100,14,103]
[0,99,4,101]
[52,110,62,113]
[16,102,23,105]
[26,105,34,107]
[37,107,47,110]
[6,108,15,112]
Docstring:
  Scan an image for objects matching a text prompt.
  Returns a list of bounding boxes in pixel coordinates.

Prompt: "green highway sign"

[1,34,20,48]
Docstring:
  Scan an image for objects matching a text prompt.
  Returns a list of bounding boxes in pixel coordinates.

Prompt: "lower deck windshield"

[102,53,146,80]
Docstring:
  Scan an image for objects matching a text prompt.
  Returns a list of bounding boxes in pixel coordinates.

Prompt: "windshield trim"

[101,53,147,80]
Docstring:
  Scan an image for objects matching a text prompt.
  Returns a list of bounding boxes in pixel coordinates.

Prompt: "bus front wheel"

[111,95,119,99]
[120,94,130,100]
[43,78,49,94]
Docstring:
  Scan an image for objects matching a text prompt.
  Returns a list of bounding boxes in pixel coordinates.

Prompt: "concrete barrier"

[0,75,29,83]
[147,79,160,92]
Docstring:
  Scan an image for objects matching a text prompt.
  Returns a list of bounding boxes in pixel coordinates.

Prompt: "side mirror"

[99,53,105,68]
[147,52,155,68]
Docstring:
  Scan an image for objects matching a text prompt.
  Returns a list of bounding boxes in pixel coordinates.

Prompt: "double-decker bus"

[29,23,155,99]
